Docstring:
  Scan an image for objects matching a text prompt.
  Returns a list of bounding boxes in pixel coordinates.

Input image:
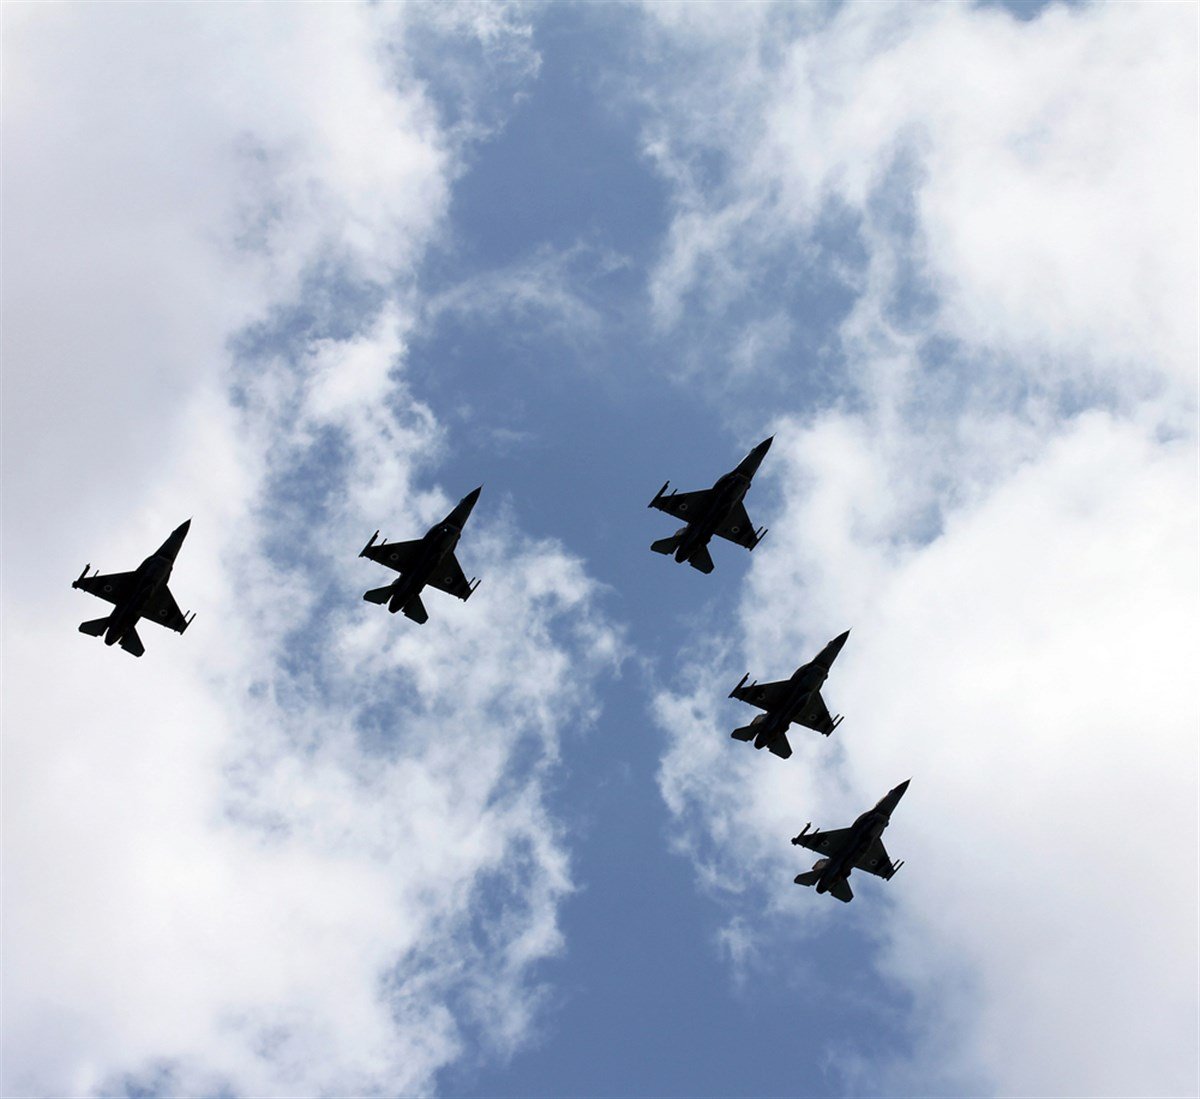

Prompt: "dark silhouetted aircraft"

[72,519,196,657]
[360,487,482,623]
[792,779,909,903]
[648,437,772,573]
[728,630,850,758]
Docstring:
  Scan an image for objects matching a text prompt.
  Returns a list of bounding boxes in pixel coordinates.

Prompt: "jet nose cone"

[877,778,910,816]
[176,518,192,536]
[816,629,850,667]
[447,486,482,526]
[739,437,773,476]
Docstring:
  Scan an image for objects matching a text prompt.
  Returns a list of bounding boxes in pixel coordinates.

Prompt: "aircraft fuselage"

[814,809,888,894]
[104,552,174,646]
[674,470,752,564]
[752,663,828,746]
[385,521,464,613]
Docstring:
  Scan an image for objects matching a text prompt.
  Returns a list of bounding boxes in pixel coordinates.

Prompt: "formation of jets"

[72,438,909,903]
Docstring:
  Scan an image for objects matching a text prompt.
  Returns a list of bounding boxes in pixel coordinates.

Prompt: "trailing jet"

[728,630,850,759]
[792,780,910,903]
[360,487,482,623]
[72,519,196,657]
[648,437,772,574]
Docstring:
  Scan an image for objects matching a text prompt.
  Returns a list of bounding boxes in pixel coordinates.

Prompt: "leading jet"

[72,519,196,657]
[792,780,910,903]
[360,487,482,623]
[648,437,772,574]
[728,630,850,759]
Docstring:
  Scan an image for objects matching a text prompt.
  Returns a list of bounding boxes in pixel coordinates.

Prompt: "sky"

[3,2,1197,1097]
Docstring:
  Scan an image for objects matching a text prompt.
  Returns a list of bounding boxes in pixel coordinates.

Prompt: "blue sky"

[411,17,910,1093]
[4,3,1197,1097]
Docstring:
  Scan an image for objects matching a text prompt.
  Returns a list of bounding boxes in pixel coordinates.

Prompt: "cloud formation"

[640,3,1198,1094]
[4,6,619,1095]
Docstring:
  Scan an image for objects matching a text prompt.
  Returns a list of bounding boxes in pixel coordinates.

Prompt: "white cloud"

[3,5,623,1095]
[640,0,1197,394]
[637,2,1199,1094]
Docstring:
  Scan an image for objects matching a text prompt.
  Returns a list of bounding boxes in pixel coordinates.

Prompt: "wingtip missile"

[791,823,813,845]
[360,531,380,557]
[729,672,750,698]
[73,564,91,589]
[649,480,671,508]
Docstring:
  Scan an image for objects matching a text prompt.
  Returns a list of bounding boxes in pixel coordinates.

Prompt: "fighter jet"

[359,487,482,623]
[648,437,772,574]
[72,519,196,657]
[792,780,910,903]
[728,631,850,759]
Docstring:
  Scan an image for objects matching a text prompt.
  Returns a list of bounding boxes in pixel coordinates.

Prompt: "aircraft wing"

[74,570,137,605]
[796,827,852,855]
[142,585,191,633]
[797,691,839,736]
[427,551,476,602]
[714,501,760,549]
[650,488,713,523]
[854,838,895,879]
[731,678,790,712]
[362,538,423,574]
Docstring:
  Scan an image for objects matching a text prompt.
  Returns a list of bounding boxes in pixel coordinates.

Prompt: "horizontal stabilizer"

[828,878,853,903]
[794,870,821,888]
[78,616,110,637]
[766,733,793,760]
[688,544,714,574]
[119,627,145,658]
[402,595,428,624]
[730,724,756,742]
[363,585,392,605]
[650,533,682,556]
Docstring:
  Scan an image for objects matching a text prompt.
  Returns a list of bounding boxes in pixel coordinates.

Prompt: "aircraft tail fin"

[730,724,756,742]
[794,869,821,888]
[363,585,393,605]
[766,732,793,760]
[828,878,853,903]
[650,531,684,555]
[79,616,111,637]
[118,626,145,658]
[687,544,715,574]
[401,595,429,624]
